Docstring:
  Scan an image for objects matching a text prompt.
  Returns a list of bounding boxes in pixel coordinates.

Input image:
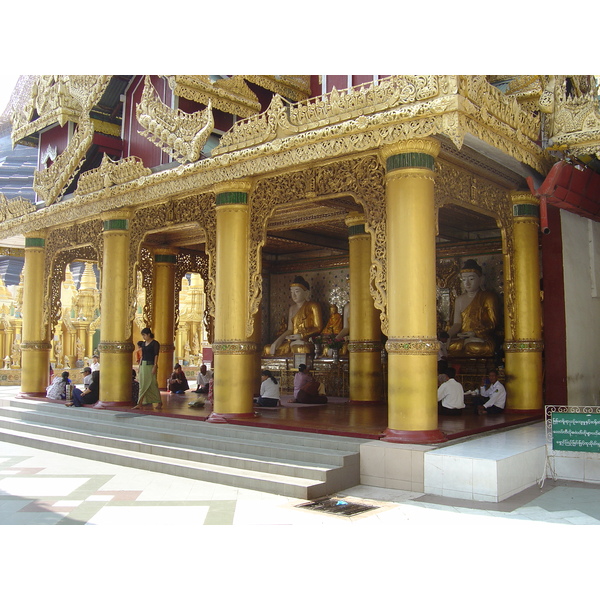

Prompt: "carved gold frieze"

[11,75,111,145]
[34,117,95,206]
[0,193,35,222]
[504,339,544,352]
[212,340,259,354]
[137,76,214,164]
[97,341,136,353]
[385,337,438,355]
[541,76,600,156]
[243,76,312,102]
[91,118,121,138]
[76,155,152,197]
[167,75,261,119]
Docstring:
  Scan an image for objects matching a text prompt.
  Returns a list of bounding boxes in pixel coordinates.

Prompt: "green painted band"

[513,204,539,218]
[386,152,435,172]
[25,238,45,248]
[103,219,128,231]
[348,224,366,237]
[216,191,248,206]
[155,254,177,264]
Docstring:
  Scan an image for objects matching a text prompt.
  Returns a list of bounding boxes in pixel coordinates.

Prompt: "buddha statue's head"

[290,276,310,303]
[459,260,483,294]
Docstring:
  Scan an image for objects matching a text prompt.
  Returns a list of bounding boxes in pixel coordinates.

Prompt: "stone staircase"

[0,397,364,499]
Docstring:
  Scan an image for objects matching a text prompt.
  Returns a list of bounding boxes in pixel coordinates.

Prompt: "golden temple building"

[1,74,600,446]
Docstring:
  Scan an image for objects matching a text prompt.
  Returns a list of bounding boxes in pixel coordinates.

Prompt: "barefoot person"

[133,327,162,410]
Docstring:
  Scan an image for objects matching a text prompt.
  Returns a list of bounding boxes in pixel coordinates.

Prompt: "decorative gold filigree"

[43,224,103,341]
[504,339,544,352]
[385,337,438,354]
[243,76,312,102]
[0,193,35,222]
[76,155,152,196]
[34,117,95,206]
[167,75,261,118]
[137,75,214,164]
[250,155,387,337]
[11,75,111,145]
[175,251,210,341]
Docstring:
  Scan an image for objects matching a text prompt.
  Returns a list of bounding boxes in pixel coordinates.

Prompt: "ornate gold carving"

[20,341,53,351]
[249,155,387,336]
[34,117,95,206]
[43,223,103,340]
[91,118,121,138]
[167,75,261,118]
[542,75,600,156]
[385,337,438,354]
[175,251,210,341]
[76,155,152,196]
[504,339,544,352]
[380,138,441,161]
[243,76,312,102]
[130,194,216,338]
[11,75,111,144]
[97,341,136,353]
[347,341,384,352]
[137,76,214,164]
[0,193,35,222]
[212,340,259,354]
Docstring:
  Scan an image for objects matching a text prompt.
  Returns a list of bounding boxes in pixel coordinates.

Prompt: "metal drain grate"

[295,497,378,516]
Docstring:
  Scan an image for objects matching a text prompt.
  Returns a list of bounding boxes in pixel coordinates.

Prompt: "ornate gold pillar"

[380,139,446,443]
[96,212,134,407]
[345,211,383,402]
[152,248,177,389]
[504,192,543,411]
[208,181,257,422]
[21,232,52,393]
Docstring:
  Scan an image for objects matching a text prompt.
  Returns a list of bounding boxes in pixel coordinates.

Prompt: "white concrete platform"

[423,423,547,502]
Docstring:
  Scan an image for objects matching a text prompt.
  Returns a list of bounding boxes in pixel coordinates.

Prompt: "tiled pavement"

[0,388,598,598]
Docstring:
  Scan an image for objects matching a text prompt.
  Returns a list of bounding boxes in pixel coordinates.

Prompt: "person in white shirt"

[90,355,100,372]
[437,367,466,415]
[255,370,280,407]
[81,366,93,389]
[472,369,506,414]
[194,364,212,393]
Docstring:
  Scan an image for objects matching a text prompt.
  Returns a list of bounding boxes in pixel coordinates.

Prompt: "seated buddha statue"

[320,304,344,357]
[447,260,500,357]
[264,276,323,356]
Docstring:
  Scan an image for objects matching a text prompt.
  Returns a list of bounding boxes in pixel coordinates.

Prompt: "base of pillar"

[207,411,258,423]
[381,427,447,444]
[94,401,135,409]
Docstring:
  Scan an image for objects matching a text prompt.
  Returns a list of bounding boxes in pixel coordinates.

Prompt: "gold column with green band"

[504,191,543,411]
[208,181,256,422]
[96,212,134,407]
[380,139,446,443]
[346,211,383,403]
[153,249,177,388]
[21,232,51,393]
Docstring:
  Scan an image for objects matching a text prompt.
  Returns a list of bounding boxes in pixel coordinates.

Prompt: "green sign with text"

[552,413,600,453]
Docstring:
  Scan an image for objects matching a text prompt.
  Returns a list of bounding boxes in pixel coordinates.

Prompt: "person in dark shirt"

[133,327,162,409]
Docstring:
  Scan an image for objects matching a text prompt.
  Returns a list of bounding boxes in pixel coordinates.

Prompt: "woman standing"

[133,327,162,409]
[255,370,280,407]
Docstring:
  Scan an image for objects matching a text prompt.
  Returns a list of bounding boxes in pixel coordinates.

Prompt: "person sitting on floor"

[81,366,93,389]
[67,370,99,407]
[255,370,281,407]
[437,367,465,415]
[194,364,212,393]
[46,371,71,400]
[168,363,189,394]
[470,369,506,415]
[292,364,327,404]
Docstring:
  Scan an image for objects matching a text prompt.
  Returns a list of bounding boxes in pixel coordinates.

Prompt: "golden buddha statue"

[322,304,343,336]
[264,276,323,356]
[447,260,500,357]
